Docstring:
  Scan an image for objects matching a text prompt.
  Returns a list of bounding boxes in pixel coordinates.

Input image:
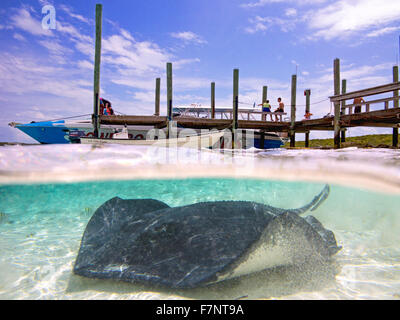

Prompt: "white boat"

[10,104,285,148]
[9,119,152,144]
[80,127,226,149]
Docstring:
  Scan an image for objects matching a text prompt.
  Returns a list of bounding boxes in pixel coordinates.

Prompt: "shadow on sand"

[66,259,341,300]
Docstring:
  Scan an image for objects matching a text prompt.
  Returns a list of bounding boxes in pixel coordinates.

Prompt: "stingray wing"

[73,197,170,278]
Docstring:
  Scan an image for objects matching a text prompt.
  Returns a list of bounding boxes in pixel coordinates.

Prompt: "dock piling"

[333,58,341,149]
[232,69,239,148]
[211,82,215,119]
[341,79,347,143]
[93,4,102,138]
[304,89,311,147]
[166,62,173,138]
[155,78,160,116]
[262,86,268,121]
[393,65,399,147]
[289,74,297,147]
[262,86,268,103]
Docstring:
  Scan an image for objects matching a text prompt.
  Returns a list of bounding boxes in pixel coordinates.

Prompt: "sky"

[0,0,400,143]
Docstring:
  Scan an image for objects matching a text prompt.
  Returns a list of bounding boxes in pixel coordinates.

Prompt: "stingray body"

[73,185,341,289]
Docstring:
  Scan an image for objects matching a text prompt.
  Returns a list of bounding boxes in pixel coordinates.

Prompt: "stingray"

[73,185,341,289]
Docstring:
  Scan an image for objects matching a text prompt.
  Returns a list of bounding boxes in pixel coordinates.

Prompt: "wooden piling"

[394,127,399,148]
[93,4,102,138]
[304,89,310,147]
[341,79,347,143]
[261,86,268,121]
[166,62,172,138]
[260,132,265,149]
[232,69,239,148]
[333,58,341,149]
[211,82,215,119]
[233,69,239,129]
[289,74,297,147]
[154,78,160,116]
[262,86,268,103]
[167,63,173,119]
[393,65,399,147]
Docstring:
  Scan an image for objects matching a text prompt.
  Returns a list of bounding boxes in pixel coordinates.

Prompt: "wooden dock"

[91,4,400,149]
[100,104,400,133]
[98,69,400,149]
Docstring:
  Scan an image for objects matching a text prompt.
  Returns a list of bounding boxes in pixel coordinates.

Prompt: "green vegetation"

[283,134,399,149]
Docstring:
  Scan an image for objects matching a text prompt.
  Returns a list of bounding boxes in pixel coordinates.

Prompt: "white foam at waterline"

[0,145,400,194]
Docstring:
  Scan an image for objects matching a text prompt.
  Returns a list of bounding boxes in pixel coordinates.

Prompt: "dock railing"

[174,108,288,122]
[329,80,400,148]
[330,82,400,115]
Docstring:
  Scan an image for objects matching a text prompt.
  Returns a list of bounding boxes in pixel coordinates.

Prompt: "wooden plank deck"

[100,107,400,132]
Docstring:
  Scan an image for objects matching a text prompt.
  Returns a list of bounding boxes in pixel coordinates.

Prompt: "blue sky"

[1,0,400,142]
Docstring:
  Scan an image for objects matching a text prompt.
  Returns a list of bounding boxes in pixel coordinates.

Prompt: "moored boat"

[10,104,285,148]
[9,119,151,144]
[80,127,226,149]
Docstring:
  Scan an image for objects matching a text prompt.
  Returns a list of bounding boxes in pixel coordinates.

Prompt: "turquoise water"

[1,178,400,299]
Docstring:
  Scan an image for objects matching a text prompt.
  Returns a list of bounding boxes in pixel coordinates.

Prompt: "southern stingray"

[73,185,341,289]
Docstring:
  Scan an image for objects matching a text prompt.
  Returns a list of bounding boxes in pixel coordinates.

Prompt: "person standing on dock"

[100,98,113,115]
[258,100,273,121]
[100,98,114,116]
[99,98,106,115]
[353,97,365,113]
[303,111,313,120]
[274,97,284,121]
[106,104,114,115]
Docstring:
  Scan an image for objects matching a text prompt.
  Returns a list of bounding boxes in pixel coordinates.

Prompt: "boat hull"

[13,120,284,149]
[14,120,150,144]
[80,131,226,149]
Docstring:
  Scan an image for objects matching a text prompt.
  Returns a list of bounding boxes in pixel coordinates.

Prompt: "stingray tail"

[290,184,330,215]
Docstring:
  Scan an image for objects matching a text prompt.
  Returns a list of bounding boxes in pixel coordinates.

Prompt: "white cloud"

[13,33,26,41]
[38,0,54,6]
[59,5,91,25]
[245,18,269,34]
[244,0,400,42]
[132,91,157,104]
[366,26,400,38]
[245,15,299,34]
[113,76,213,92]
[102,35,171,75]
[170,31,207,44]
[174,58,201,69]
[0,24,13,30]
[120,28,135,41]
[0,53,92,102]
[308,0,400,40]
[285,8,297,17]
[39,39,70,55]
[10,8,53,37]
[241,0,326,8]
[56,21,92,42]
[15,110,47,120]
[111,78,156,91]
[77,60,93,70]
